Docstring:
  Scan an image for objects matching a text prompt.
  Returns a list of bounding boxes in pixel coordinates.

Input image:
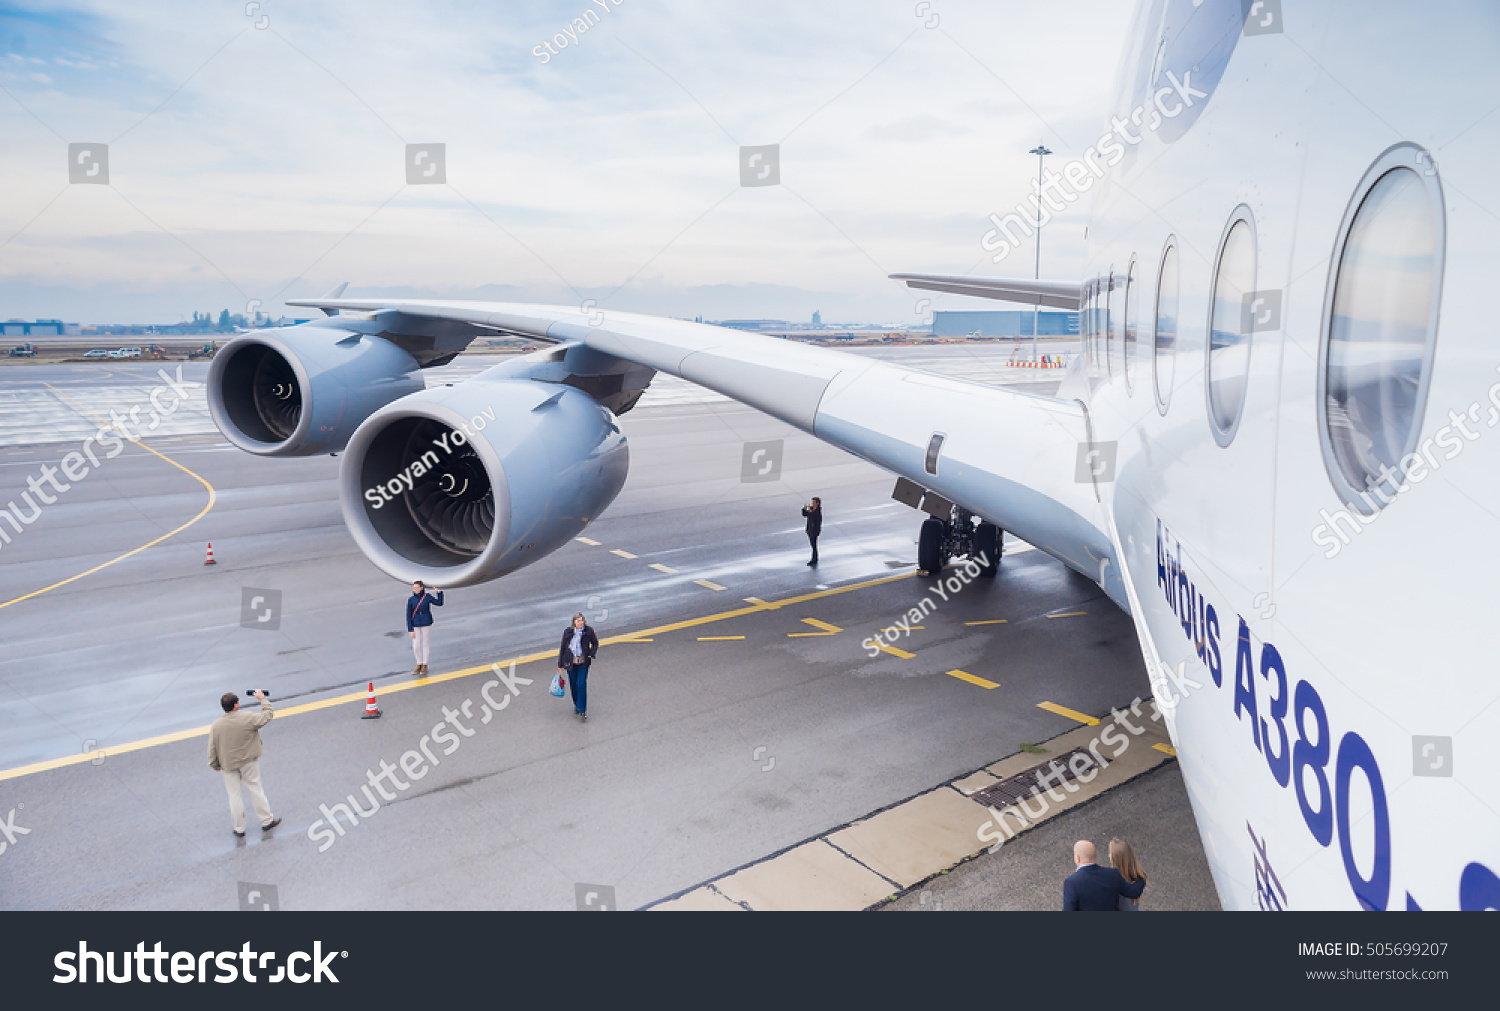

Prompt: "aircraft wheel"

[974,522,1001,577]
[918,517,945,575]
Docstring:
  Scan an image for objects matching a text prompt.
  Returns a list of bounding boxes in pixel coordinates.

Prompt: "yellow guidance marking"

[875,642,914,659]
[744,597,778,609]
[1045,611,1087,619]
[649,563,677,574]
[0,569,924,782]
[610,549,637,559]
[1153,743,1177,757]
[694,579,726,591]
[787,618,841,637]
[964,619,1009,626]
[576,536,601,546]
[946,669,999,689]
[1,385,217,611]
[1037,701,1101,726]
[697,635,744,641]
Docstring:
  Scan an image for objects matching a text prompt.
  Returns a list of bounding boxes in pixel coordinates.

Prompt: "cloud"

[0,0,1132,323]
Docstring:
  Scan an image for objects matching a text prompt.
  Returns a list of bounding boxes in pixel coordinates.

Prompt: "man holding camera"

[208,690,281,837]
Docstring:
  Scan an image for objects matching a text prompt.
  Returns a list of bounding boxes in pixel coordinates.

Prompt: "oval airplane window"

[1104,270,1115,376]
[1122,259,1137,394]
[1153,241,1178,414]
[1079,281,1089,360]
[1086,279,1097,362]
[1206,209,1256,445]
[1320,144,1444,511]
[1086,277,1098,360]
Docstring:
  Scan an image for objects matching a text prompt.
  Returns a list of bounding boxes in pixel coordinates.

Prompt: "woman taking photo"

[557,612,599,720]
[406,580,443,676]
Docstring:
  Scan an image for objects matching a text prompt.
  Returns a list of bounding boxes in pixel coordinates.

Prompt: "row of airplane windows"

[1075,142,1443,513]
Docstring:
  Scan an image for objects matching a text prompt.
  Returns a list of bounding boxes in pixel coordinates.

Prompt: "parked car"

[110,347,142,358]
[83,349,111,358]
[8,343,37,357]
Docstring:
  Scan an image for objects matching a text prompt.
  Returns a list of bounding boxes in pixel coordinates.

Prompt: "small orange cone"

[361,682,381,719]
[204,543,216,565]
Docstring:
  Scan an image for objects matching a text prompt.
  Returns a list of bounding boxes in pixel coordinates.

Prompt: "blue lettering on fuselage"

[1156,518,1403,909]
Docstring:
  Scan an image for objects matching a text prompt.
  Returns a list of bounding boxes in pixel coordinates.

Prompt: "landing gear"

[918,517,947,575]
[893,478,1002,577]
[973,522,1001,578]
[917,513,1001,576]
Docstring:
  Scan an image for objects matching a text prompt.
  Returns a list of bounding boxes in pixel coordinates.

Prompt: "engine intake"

[208,325,423,456]
[340,379,628,586]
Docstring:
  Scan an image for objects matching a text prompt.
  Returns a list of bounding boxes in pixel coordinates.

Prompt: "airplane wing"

[239,297,1116,601]
[888,274,1082,309]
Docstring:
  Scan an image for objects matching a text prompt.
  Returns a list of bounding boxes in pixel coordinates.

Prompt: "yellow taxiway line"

[1037,701,1101,726]
[786,618,841,637]
[0,385,217,611]
[0,569,921,782]
[946,669,999,689]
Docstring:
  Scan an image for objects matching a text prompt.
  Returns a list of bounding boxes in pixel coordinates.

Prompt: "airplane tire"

[918,518,945,575]
[974,522,1001,577]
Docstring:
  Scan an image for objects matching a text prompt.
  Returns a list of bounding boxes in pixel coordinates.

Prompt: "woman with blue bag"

[556,612,599,720]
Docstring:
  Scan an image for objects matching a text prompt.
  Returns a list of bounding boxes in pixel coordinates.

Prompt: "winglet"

[318,281,350,315]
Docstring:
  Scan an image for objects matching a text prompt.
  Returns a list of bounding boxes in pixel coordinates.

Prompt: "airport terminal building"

[930,310,1078,337]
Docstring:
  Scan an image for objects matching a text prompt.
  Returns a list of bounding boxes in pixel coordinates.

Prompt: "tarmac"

[0,342,1216,911]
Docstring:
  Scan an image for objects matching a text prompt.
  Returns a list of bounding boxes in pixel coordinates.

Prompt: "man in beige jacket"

[208,690,281,837]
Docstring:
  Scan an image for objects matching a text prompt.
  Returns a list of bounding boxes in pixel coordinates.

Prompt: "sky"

[0,0,1134,325]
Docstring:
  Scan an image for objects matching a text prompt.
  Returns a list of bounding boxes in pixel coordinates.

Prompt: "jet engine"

[338,378,629,587]
[207,323,424,456]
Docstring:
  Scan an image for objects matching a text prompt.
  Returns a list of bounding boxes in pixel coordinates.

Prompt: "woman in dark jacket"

[557,612,599,720]
[406,581,443,676]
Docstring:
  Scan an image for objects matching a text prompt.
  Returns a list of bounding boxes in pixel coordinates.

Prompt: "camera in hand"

[243,690,271,697]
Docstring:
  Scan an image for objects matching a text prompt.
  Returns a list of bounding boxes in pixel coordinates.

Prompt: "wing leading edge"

[285,297,1116,596]
[889,273,1082,310]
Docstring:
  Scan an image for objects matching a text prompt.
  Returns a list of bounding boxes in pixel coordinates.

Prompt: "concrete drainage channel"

[647,699,1174,911]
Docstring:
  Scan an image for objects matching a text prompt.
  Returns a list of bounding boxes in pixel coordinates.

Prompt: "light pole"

[1028,142,1052,363]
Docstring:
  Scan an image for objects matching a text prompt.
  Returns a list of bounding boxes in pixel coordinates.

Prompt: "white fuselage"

[1064,0,1499,910]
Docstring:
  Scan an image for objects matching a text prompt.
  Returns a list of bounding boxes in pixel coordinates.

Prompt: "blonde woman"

[1110,837,1148,911]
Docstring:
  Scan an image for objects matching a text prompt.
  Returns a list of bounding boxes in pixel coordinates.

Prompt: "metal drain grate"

[970,748,1099,810]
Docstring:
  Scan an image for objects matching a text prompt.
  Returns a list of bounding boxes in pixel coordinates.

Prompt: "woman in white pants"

[405,580,443,675]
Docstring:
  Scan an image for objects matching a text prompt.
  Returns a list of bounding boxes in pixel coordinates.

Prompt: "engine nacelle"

[208,324,423,456]
[339,379,629,587]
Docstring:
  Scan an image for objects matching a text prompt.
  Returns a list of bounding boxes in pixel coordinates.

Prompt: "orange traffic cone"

[204,543,216,565]
[361,682,381,719]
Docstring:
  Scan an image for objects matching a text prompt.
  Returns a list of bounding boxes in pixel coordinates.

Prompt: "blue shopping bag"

[550,672,566,698]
